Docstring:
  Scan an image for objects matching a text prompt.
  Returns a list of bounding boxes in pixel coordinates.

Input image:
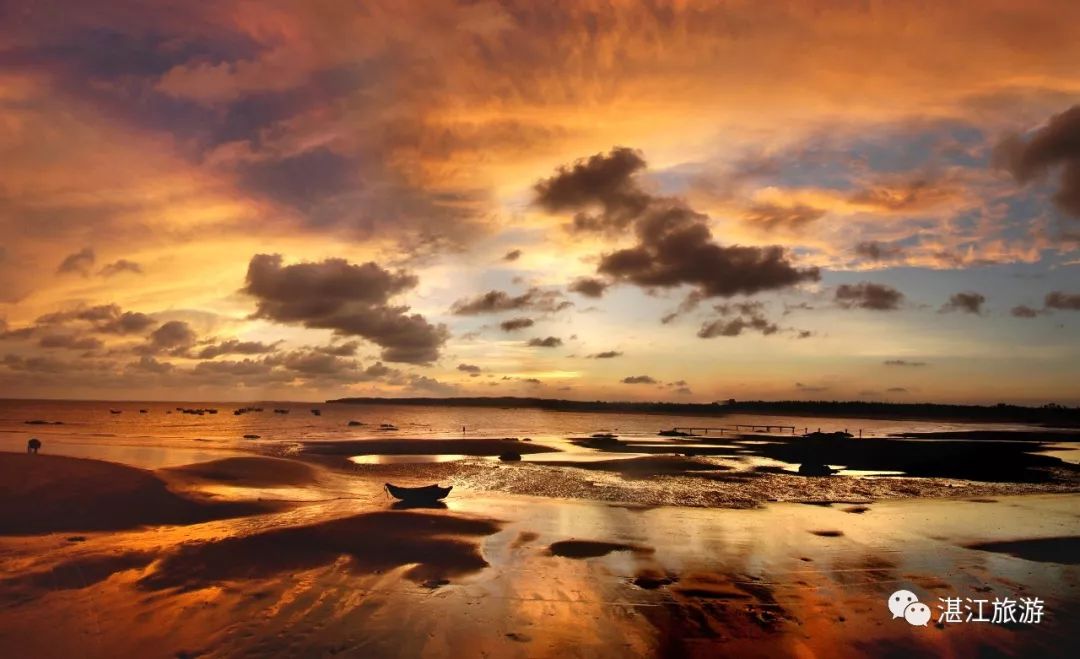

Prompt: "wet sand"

[0,453,281,535]
[1,440,1079,657]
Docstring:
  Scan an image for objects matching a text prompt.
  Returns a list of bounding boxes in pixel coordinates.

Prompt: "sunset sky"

[1,0,1079,403]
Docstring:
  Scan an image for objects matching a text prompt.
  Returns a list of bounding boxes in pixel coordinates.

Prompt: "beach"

[1,401,1079,657]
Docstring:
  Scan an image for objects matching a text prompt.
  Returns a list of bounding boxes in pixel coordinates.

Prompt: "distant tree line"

[326,396,1080,425]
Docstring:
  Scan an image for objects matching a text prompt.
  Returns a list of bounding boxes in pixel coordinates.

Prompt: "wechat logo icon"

[888,589,931,627]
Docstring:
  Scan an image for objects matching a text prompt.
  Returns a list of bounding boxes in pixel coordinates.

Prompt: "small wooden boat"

[384,482,452,502]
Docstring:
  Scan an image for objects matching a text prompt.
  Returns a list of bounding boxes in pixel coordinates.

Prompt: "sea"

[1,398,1072,470]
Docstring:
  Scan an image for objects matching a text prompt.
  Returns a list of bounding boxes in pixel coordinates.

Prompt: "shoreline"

[326,396,1080,426]
[5,396,1076,427]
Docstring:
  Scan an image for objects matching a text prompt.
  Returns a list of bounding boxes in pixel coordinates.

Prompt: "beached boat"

[384,482,452,502]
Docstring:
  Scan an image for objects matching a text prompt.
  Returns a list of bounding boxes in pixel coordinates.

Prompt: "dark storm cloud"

[243,254,447,364]
[274,350,360,379]
[38,334,104,351]
[191,358,275,378]
[97,311,157,335]
[598,211,820,297]
[534,149,819,302]
[195,347,405,385]
[697,301,779,338]
[316,341,360,357]
[2,354,70,373]
[567,277,609,298]
[31,304,158,336]
[534,147,650,233]
[261,268,390,310]
[940,291,986,315]
[36,304,120,325]
[835,282,905,311]
[1010,305,1042,318]
[235,147,357,212]
[363,362,395,379]
[854,241,906,262]
[406,374,457,395]
[499,317,535,332]
[621,375,657,385]
[742,203,825,233]
[587,350,623,359]
[56,247,95,276]
[98,259,144,277]
[0,24,260,82]
[527,336,563,348]
[129,356,174,374]
[503,249,522,262]
[457,363,481,373]
[1044,291,1080,310]
[193,339,280,360]
[697,315,779,338]
[450,288,571,315]
[996,105,1080,217]
[143,320,198,354]
[884,360,927,367]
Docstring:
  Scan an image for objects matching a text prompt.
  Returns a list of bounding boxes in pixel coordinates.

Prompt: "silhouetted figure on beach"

[27,438,41,454]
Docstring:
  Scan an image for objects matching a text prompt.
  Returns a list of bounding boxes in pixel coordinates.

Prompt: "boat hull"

[384,483,452,502]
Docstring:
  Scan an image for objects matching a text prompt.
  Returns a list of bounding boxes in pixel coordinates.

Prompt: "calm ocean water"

[0,398,1063,469]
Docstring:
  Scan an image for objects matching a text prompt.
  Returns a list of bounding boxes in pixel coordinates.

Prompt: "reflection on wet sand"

[1,447,1078,657]
[138,511,502,591]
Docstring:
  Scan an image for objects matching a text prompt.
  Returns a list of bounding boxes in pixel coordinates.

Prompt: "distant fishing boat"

[384,483,452,502]
[378,423,398,431]
[109,409,121,414]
